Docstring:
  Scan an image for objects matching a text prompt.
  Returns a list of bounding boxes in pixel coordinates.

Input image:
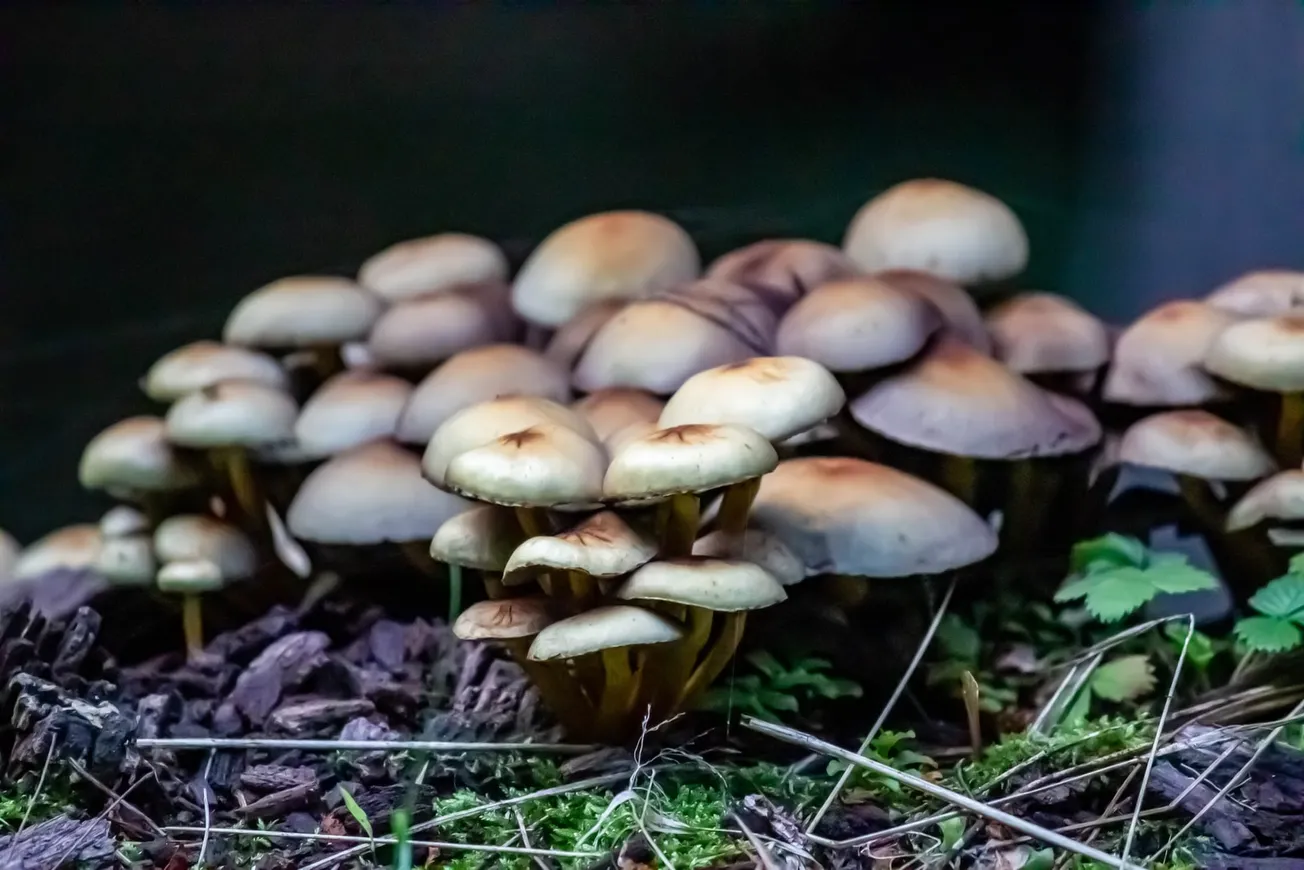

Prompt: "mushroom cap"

[692,528,806,586]
[706,239,860,302]
[527,604,684,660]
[1205,270,1304,317]
[144,341,288,402]
[844,179,1028,287]
[396,344,571,445]
[849,337,1102,459]
[512,210,700,326]
[750,457,998,578]
[1204,313,1304,392]
[367,283,518,369]
[421,396,597,487]
[153,515,257,580]
[543,300,625,370]
[430,505,521,570]
[156,559,227,593]
[1103,300,1237,406]
[1226,470,1304,531]
[985,292,1111,374]
[603,424,779,504]
[13,524,102,580]
[775,277,942,372]
[616,557,787,611]
[287,440,471,544]
[453,597,557,641]
[80,416,198,493]
[658,356,846,442]
[443,423,607,508]
[100,505,149,539]
[503,510,657,585]
[358,233,509,302]
[96,534,157,586]
[572,297,758,395]
[224,276,383,347]
[165,381,298,448]
[293,371,413,459]
[571,389,666,451]
[1117,410,1276,481]
[875,269,993,353]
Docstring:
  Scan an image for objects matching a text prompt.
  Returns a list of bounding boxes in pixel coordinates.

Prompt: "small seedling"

[339,786,375,858]
[1055,534,1218,623]
[696,649,861,722]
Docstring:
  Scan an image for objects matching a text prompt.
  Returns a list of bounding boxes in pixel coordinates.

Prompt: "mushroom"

[511,210,700,329]
[503,510,657,601]
[95,533,157,587]
[154,515,257,657]
[693,528,805,587]
[366,282,519,373]
[396,344,571,446]
[358,233,509,303]
[604,423,778,557]
[1204,313,1304,466]
[100,505,150,539]
[1205,270,1304,317]
[705,239,861,302]
[12,524,103,581]
[293,371,413,459]
[985,292,1111,394]
[843,179,1028,290]
[543,300,626,371]
[79,416,200,516]
[875,269,993,353]
[571,389,665,454]
[430,505,523,599]
[143,341,289,403]
[1103,300,1238,408]
[1227,470,1304,534]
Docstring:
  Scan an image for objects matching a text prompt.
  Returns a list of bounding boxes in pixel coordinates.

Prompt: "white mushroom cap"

[616,557,787,611]
[153,515,257,580]
[100,505,149,539]
[156,559,227,593]
[80,416,199,494]
[453,597,557,641]
[985,292,1111,375]
[396,344,571,445]
[875,269,993,353]
[224,276,383,347]
[165,381,298,448]
[571,389,666,450]
[844,179,1028,287]
[1103,301,1237,406]
[503,511,657,586]
[96,534,157,586]
[430,505,521,570]
[1227,470,1304,531]
[293,371,413,459]
[512,211,700,326]
[543,300,625,371]
[750,457,998,578]
[693,528,806,586]
[1118,410,1276,482]
[366,283,518,369]
[358,233,509,302]
[1205,270,1304,317]
[443,424,607,508]
[706,239,861,302]
[603,424,778,504]
[287,441,471,544]
[1204,314,1304,392]
[13,525,103,580]
[143,341,289,402]
[658,357,846,442]
[527,605,684,661]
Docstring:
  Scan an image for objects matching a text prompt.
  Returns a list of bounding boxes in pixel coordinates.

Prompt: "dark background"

[3,2,1302,542]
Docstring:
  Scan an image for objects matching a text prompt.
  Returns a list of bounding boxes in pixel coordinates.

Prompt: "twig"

[198,750,216,869]
[514,807,552,870]
[1032,653,1102,734]
[66,759,167,839]
[733,812,782,870]
[163,826,606,858]
[1052,765,1139,870]
[134,736,599,754]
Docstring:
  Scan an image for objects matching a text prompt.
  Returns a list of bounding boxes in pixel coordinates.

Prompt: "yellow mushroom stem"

[565,569,597,606]
[1002,460,1040,559]
[940,454,977,505]
[513,508,557,596]
[480,571,507,600]
[1276,392,1304,468]
[678,611,747,709]
[212,446,263,526]
[181,594,205,660]
[504,640,595,736]
[649,605,711,716]
[596,647,638,736]
[308,343,345,382]
[660,492,700,558]
[715,477,762,543]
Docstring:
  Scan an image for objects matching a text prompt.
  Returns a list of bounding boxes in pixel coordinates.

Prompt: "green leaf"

[1061,684,1093,727]
[1090,655,1157,702]
[1289,552,1304,575]
[757,691,800,712]
[1144,555,1219,594]
[1234,616,1304,653]
[1053,574,1103,604]
[936,614,981,661]
[1165,623,1216,669]
[1248,574,1304,621]
[1023,848,1056,870]
[339,786,374,840]
[391,809,413,870]
[1070,534,1147,573]
[938,815,966,850]
[745,649,785,680]
[1078,572,1160,622]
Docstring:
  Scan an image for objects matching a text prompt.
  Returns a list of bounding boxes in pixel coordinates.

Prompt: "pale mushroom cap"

[512,210,700,326]
[693,528,806,586]
[875,269,993,353]
[844,179,1029,287]
[985,292,1111,374]
[1204,314,1304,392]
[96,534,157,586]
[453,597,556,641]
[849,337,1102,458]
[358,233,509,302]
[750,457,998,577]
[1227,470,1304,531]
[396,344,571,445]
[165,381,298,448]
[293,371,413,459]
[421,396,598,486]
[603,423,779,503]
[571,389,666,449]
[156,559,226,593]
[0,530,18,582]
[144,341,289,402]
[572,298,757,395]
[80,416,198,493]
[658,357,846,442]
[366,283,518,369]
[153,515,257,579]
[287,440,471,544]
[1103,300,1237,406]
[775,277,942,372]
[1205,270,1304,317]
[430,505,521,570]
[13,524,103,580]
[503,510,657,585]
[527,604,684,660]
[1118,410,1276,481]
[706,239,861,302]
[444,423,607,508]
[616,557,787,611]
[543,300,625,371]
[100,505,149,539]
[224,276,383,347]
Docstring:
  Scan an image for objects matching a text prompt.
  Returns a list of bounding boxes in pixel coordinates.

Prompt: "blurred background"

[3,1,1302,540]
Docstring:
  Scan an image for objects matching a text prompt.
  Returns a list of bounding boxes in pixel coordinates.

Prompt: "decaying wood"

[225,631,330,724]
[0,815,114,870]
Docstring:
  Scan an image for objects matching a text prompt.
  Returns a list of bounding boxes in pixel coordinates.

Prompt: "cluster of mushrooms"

[2,177,1302,741]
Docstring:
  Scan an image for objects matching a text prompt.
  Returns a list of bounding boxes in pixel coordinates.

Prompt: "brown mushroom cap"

[443,423,607,508]
[615,557,787,611]
[985,292,1111,375]
[503,510,657,585]
[430,505,521,571]
[527,604,684,661]
[224,276,383,347]
[849,337,1101,459]
[13,525,103,580]
[358,233,509,302]
[603,423,778,504]
[144,341,288,402]
[294,371,413,458]
[1204,313,1304,393]
[1103,300,1237,406]
[80,416,199,495]
[1205,270,1304,317]
[1226,470,1304,531]
[1118,410,1276,481]
[453,597,556,641]
[366,282,518,369]
[692,527,806,586]
[875,269,993,353]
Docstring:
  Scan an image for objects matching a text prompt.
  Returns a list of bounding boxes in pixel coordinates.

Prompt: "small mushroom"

[1204,313,1304,466]
[503,510,657,600]
[144,340,289,403]
[293,371,413,459]
[95,534,157,587]
[154,515,256,657]
[571,389,665,454]
[442,423,607,516]
[706,239,861,302]
[1205,270,1304,317]
[358,233,509,303]
[366,282,519,372]
[1227,470,1304,533]
[12,524,103,581]
[79,416,200,513]
[100,505,149,539]
[543,300,626,371]
[1103,300,1238,408]
[985,292,1111,393]
[156,561,226,660]
[431,505,523,600]
[875,269,993,353]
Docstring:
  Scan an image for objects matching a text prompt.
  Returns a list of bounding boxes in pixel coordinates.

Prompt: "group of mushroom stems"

[3,178,1303,741]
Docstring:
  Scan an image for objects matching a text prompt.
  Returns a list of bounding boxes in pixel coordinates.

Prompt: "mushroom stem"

[1177,474,1222,530]
[513,507,557,596]
[1003,460,1039,559]
[447,563,464,620]
[309,343,345,382]
[678,611,747,708]
[1178,474,1280,596]
[597,647,635,736]
[940,455,976,505]
[213,446,263,528]
[566,569,596,607]
[660,493,700,558]
[1276,392,1304,468]
[651,605,711,716]
[716,477,762,545]
[181,594,205,660]
[505,640,594,735]
[481,571,507,600]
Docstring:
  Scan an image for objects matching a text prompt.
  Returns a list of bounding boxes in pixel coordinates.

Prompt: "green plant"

[1234,570,1304,653]
[826,729,936,806]
[1060,654,1158,725]
[1055,534,1218,623]
[338,786,375,858]
[696,649,861,722]
[927,613,1020,713]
